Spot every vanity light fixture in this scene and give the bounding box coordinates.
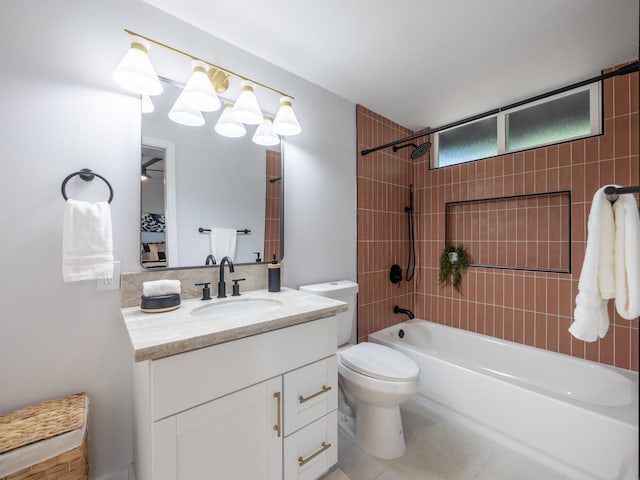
[113,30,301,136]
[176,60,221,112]
[232,81,264,125]
[168,96,205,126]
[141,167,150,181]
[215,102,247,138]
[273,96,301,136]
[141,95,155,113]
[252,116,280,146]
[112,36,163,96]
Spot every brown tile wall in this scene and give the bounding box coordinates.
[357,106,415,342]
[357,63,639,371]
[264,149,282,261]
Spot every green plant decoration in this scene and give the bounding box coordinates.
[438,245,471,293]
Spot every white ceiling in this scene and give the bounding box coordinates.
[143,0,639,131]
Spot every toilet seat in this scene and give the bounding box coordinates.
[339,343,419,382]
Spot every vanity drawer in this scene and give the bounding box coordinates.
[283,355,337,436]
[284,410,337,480]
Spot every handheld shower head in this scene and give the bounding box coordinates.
[410,142,431,160]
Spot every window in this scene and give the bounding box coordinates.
[432,83,601,168]
[438,116,498,167]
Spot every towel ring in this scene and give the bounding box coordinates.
[61,168,114,203]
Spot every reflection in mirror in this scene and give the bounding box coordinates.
[140,80,283,269]
[140,145,167,268]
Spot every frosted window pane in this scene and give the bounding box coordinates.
[507,90,590,151]
[438,117,497,167]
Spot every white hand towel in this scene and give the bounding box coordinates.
[143,279,181,297]
[569,186,616,341]
[613,194,640,319]
[209,227,237,262]
[63,199,114,282]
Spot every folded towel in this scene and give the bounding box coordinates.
[62,199,114,282]
[143,279,181,297]
[209,227,237,262]
[613,194,640,319]
[569,186,616,341]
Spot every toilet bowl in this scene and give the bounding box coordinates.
[298,280,420,460]
[337,342,419,459]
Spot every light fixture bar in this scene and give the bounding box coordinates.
[124,28,294,100]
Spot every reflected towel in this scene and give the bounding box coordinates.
[143,279,181,297]
[208,227,237,261]
[613,194,640,319]
[569,186,615,341]
[62,199,114,282]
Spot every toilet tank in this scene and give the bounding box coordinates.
[299,280,358,346]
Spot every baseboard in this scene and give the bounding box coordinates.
[93,465,132,480]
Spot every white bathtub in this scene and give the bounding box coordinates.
[369,319,638,480]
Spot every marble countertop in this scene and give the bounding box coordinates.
[121,288,347,362]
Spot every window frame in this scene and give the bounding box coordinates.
[432,82,602,168]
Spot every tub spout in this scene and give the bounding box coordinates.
[393,306,415,319]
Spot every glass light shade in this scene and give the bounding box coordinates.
[252,116,280,146]
[179,61,221,112]
[141,95,155,113]
[273,96,301,136]
[168,96,205,126]
[112,36,163,96]
[232,81,263,125]
[215,103,246,138]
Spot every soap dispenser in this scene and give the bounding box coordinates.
[268,254,281,292]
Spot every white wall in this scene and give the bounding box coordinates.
[0,1,356,478]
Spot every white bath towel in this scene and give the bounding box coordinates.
[613,194,640,319]
[569,186,616,341]
[143,279,181,297]
[208,227,237,262]
[62,199,114,282]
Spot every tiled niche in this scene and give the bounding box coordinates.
[445,191,571,272]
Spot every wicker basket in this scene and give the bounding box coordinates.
[0,393,88,480]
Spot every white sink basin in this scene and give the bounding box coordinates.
[191,298,283,317]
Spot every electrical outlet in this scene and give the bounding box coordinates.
[97,261,121,291]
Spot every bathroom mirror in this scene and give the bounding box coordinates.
[140,80,283,269]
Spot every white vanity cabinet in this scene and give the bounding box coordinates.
[131,315,338,480]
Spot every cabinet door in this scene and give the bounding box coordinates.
[173,376,283,480]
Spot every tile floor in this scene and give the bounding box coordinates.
[337,401,573,480]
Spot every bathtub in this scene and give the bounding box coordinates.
[369,319,638,480]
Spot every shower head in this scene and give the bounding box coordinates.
[410,142,431,160]
[391,141,431,160]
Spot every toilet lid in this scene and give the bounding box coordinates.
[339,343,419,381]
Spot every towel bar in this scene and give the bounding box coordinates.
[604,185,640,203]
[198,227,251,234]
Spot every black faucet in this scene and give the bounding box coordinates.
[205,254,217,265]
[217,256,235,298]
[393,305,415,319]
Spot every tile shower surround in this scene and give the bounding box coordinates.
[357,61,639,371]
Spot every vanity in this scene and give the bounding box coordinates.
[121,288,347,480]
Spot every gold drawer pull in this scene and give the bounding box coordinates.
[298,385,332,404]
[273,392,281,437]
[298,441,331,466]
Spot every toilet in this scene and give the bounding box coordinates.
[299,280,419,460]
